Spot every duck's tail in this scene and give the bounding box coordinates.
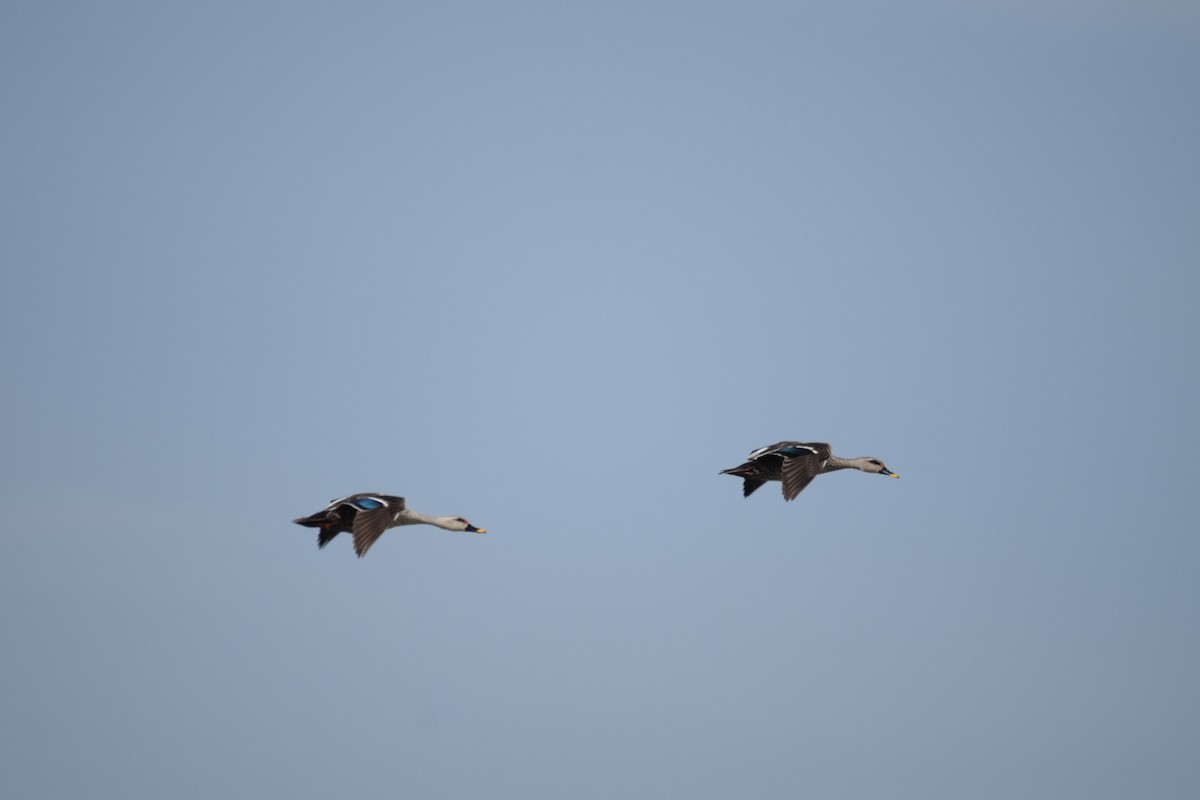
[720,465,768,498]
[293,514,345,550]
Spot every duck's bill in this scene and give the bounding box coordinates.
[468,526,487,534]
[885,470,899,478]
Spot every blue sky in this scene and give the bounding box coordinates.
[2,2,1198,798]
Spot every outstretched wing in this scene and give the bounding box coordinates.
[317,528,343,549]
[351,505,396,558]
[768,443,831,501]
[741,477,768,497]
[779,453,824,500]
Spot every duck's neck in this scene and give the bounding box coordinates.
[823,454,860,472]
[402,510,462,530]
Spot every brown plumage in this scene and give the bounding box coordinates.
[721,441,898,501]
[293,493,486,557]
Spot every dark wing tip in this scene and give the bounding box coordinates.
[742,478,766,498]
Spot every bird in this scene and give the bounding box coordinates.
[721,442,898,501]
[292,493,486,557]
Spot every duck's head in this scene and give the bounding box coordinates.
[862,458,899,478]
[456,517,487,534]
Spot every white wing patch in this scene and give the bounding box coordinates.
[749,443,816,459]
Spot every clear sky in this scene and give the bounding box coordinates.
[3,2,1198,798]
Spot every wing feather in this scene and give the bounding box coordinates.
[780,451,826,501]
[351,507,395,557]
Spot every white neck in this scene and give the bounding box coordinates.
[398,509,467,530]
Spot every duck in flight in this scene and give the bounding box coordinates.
[293,493,486,557]
[721,442,898,501]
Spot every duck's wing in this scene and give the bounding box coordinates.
[742,477,768,497]
[348,496,406,557]
[350,507,394,557]
[775,444,831,501]
[780,456,822,500]
[746,441,793,459]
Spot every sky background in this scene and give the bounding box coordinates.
[2,2,1198,798]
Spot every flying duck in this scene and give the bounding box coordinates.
[293,493,486,557]
[721,442,898,501]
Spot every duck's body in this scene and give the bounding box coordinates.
[721,441,898,501]
[293,493,485,557]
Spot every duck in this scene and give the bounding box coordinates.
[721,442,898,501]
[293,493,486,557]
